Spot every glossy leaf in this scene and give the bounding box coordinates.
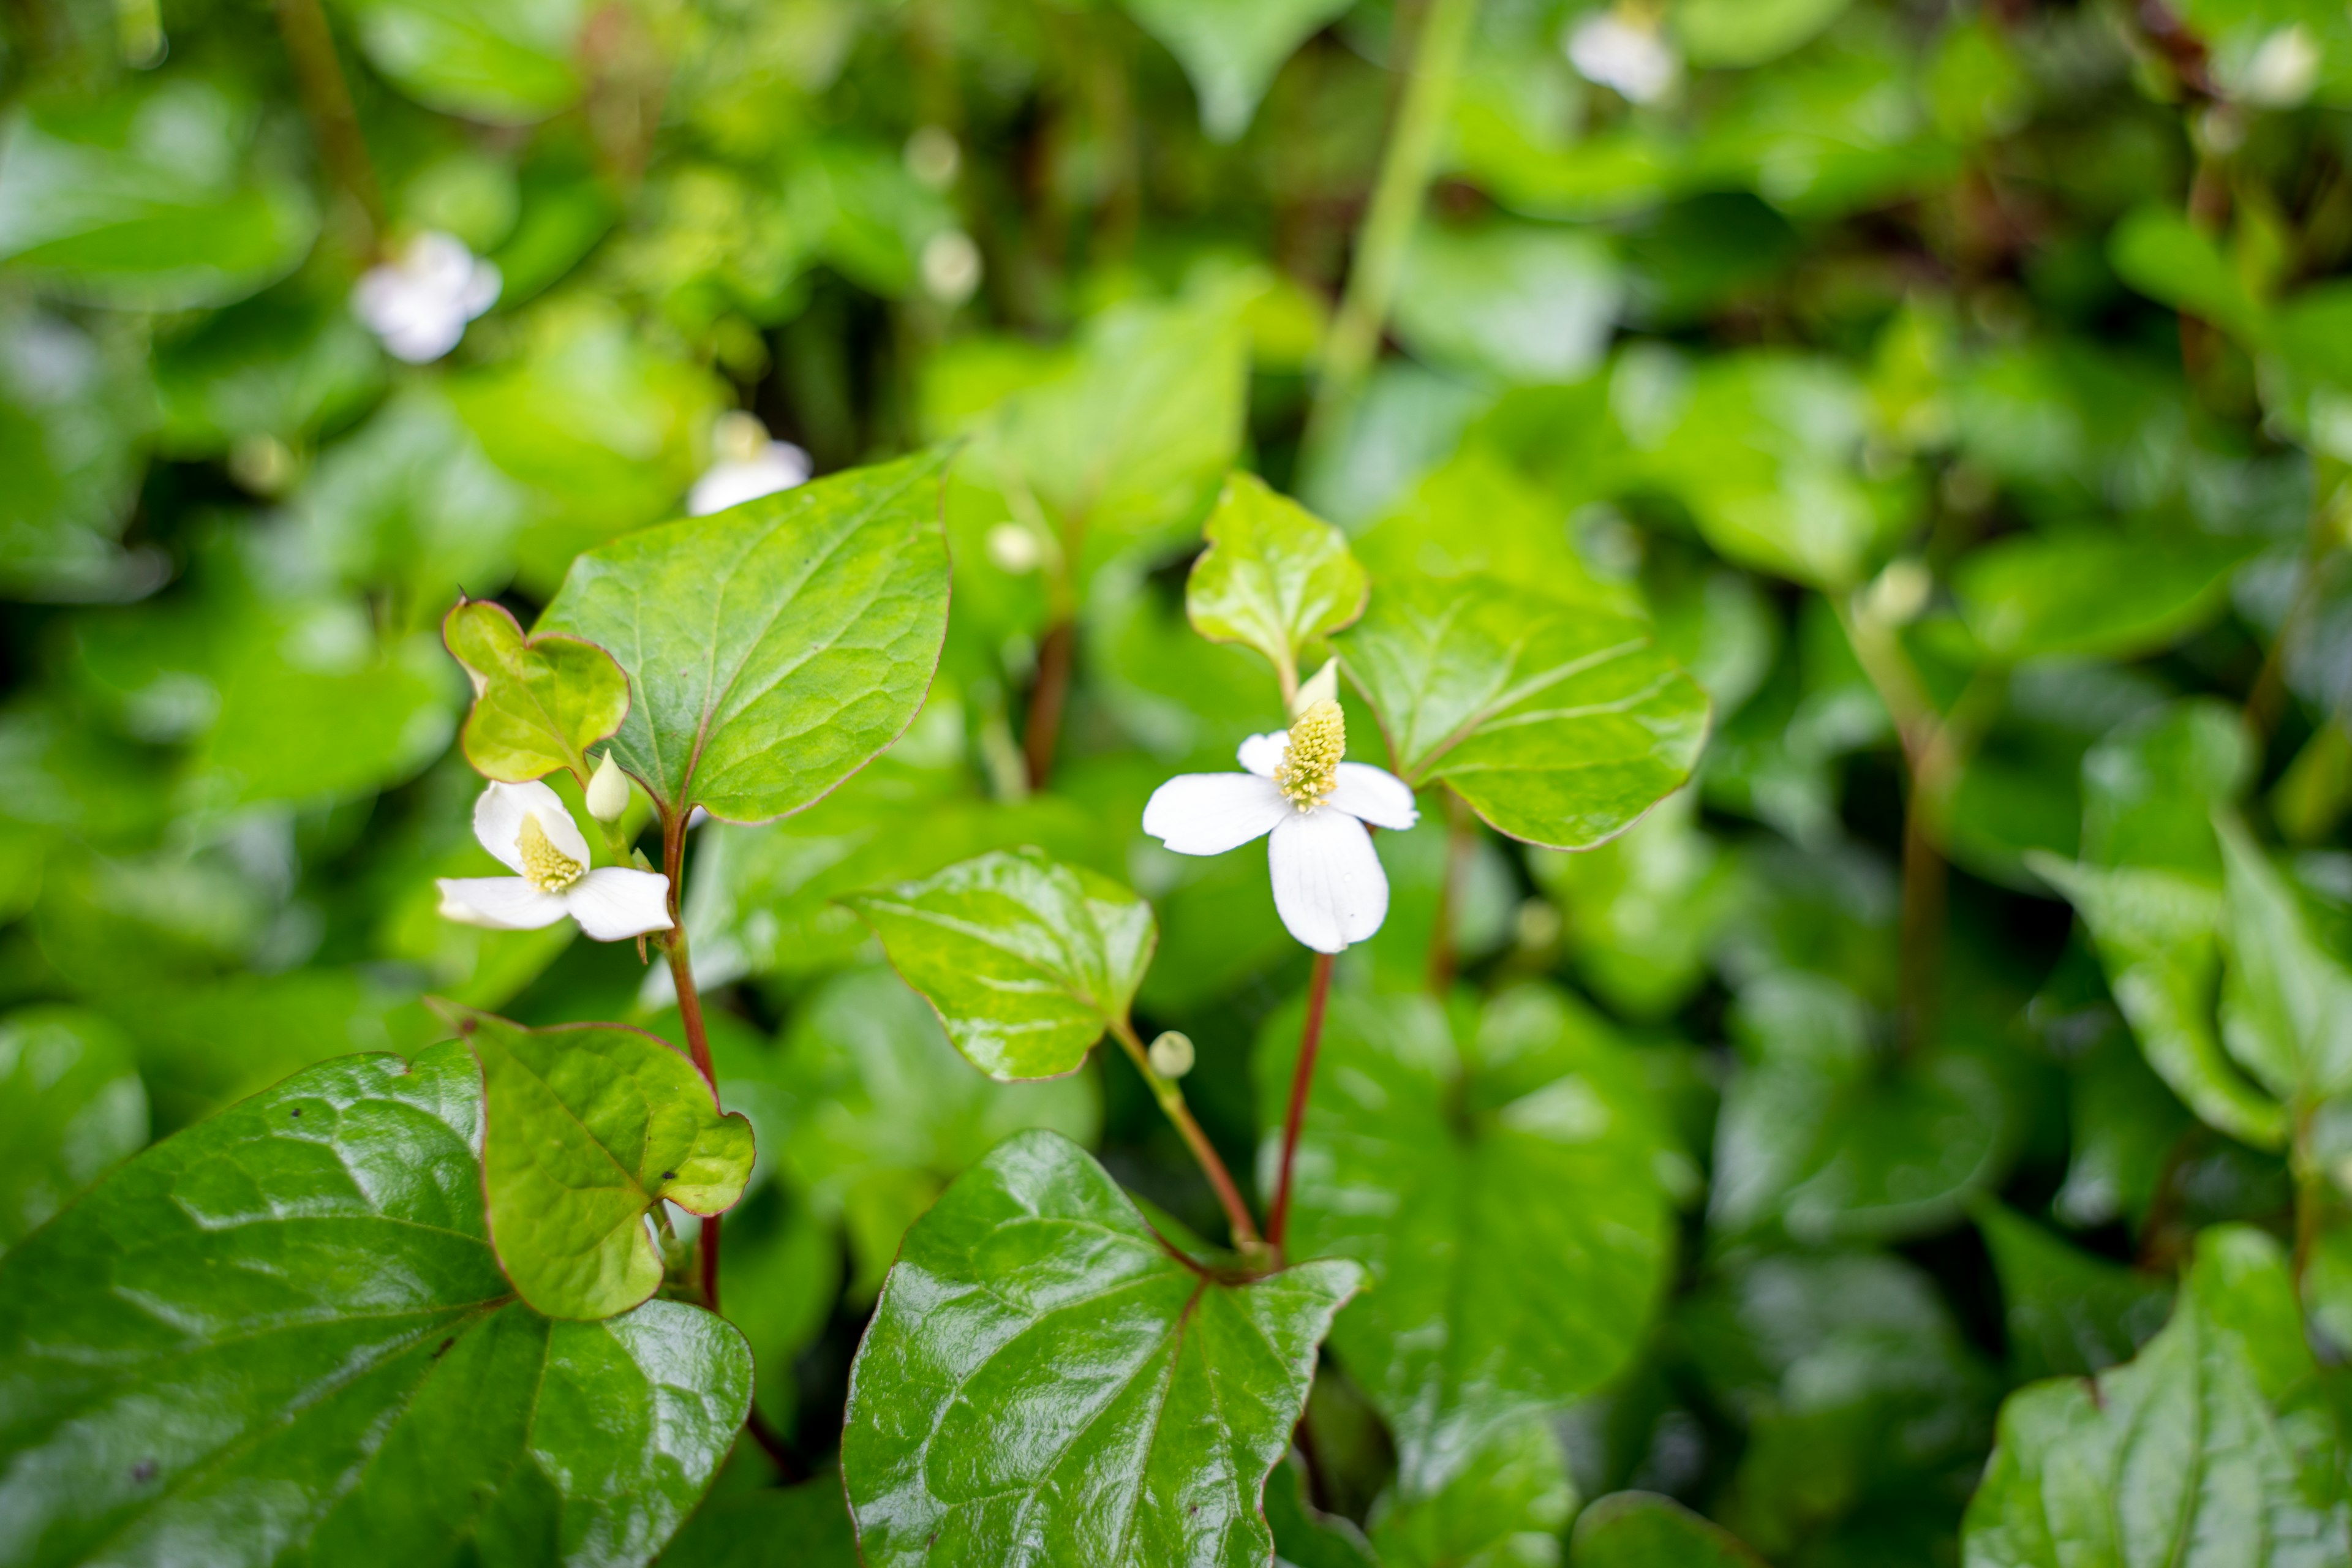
[1257,986,1677,1494]
[840,1130,1363,1567]
[1267,1453,1380,1568]
[444,597,631,785]
[538,450,952,822]
[658,1474,862,1567]
[1185,471,1368,692]
[1974,1201,2171,1381]
[1567,1494,1766,1568]
[1963,1226,2351,1568]
[1393,223,1624,386]
[1341,573,1709,849]
[2217,813,2352,1103]
[450,1006,754,1320]
[842,848,1156,1080]
[1120,0,1352,141]
[0,1005,146,1246]
[0,1041,750,1567]
[1369,1418,1577,1567]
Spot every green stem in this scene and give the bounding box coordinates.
[1108,1017,1265,1257]
[1303,0,1482,458]
[271,0,384,241]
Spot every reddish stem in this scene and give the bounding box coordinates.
[660,810,722,1310]
[1023,620,1076,790]
[1268,952,1334,1261]
[1109,1020,1262,1254]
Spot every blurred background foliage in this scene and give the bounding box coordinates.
[9,0,2352,1561]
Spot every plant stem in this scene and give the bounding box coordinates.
[2293,1104,2323,1292]
[1426,788,1472,995]
[2246,483,2342,750]
[1268,951,1334,1261]
[1023,619,1076,790]
[659,810,723,1311]
[271,0,385,241]
[1108,1018,1264,1256]
[1303,0,1481,458]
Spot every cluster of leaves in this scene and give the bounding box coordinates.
[12,0,2352,1564]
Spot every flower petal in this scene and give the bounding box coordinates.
[1237,731,1289,778]
[473,780,590,872]
[436,876,570,930]
[1267,808,1389,953]
[1329,763,1420,831]
[565,867,676,941]
[1142,772,1290,855]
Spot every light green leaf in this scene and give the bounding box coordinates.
[0,303,153,601]
[1370,1417,1577,1567]
[1341,573,1709,849]
[1962,1226,2350,1568]
[538,450,952,823]
[1258,986,1677,1494]
[2217,814,2352,1102]
[0,81,318,310]
[1121,0,1352,141]
[1675,0,1854,69]
[1393,223,1624,385]
[0,1041,750,1566]
[0,1006,146,1247]
[1185,471,1368,693]
[2030,853,2288,1149]
[1567,1493,1766,1568]
[840,1130,1362,1567]
[339,0,586,124]
[443,597,630,785]
[2109,204,2270,344]
[774,966,1100,1290]
[2081,698,2248,874]
[1954,527,2255,661]
[843,848,1156,1080]
[449,1006,755,1321]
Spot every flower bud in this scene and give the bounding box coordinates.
[586,751,630,823]
[1292,658,1340,716]
[1147,1030,1195,1079]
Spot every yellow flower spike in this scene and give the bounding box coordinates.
[1275,701,1345,809]
[516,813,586,893]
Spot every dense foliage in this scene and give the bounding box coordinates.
[7,0,2352,1564]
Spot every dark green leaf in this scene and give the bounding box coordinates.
[1369,1417,1577,1566]
[1567,1493,1766,1568]
[1974,1200,2171,1380]
[1267,1452,1379,1568]
[1954,528,2255,661]
[658,1474,862,1567]
[0,1005,146,1247]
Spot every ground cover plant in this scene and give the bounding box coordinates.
[7,0,2352,1564]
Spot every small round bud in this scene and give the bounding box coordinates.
[904,124,962,189]
[986,522,1044,574]
[713,409,769,465]
[921,230,982,306]
[1860,558,1932,627]
[586,751,630,823]
[1147,1030,1195,1079]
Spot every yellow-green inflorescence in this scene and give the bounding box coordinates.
[1276,700,1345,809]
[517,814,586,892]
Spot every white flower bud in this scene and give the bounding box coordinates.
[921,230,982,306]
[1147,1030,1195,1079]
[1292,658,1340,717]
[586,751,630,823]
[986,523,1044,574]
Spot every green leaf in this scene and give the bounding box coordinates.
[0,303,154,601]
[658,1474,862,1567]
[1567,1493,1767,1568]
[0,1005,146,1247]
[448,1006,755,1321]
[774,965,1100,1291]
[2109,204,2270,343]
[1393,223,1624,386]
[0,1041,750,1566]
[1120,0,1352,141]
[1267,1452,1380,1568]
[538,450,952,823]
[842,848,1156,1080]
[153,284,385,456]
[2030,853,2288,1149]
[338,0,586,124]
[2217,813,2352,1102]
[840,1130,1363,1567]
[1259,986,1677,1494]
[1675,0,1855,69]
[1341,573,1710,849]
[2081,698,2248,874]
[1954,527,2255,661]
[1962,1226,2351,1568]
[1973,1200,2172,1381]
[0,81,318,310]
[444,597,631,785]
[1369,1417,1578,1567]
[1185,471,1368,693]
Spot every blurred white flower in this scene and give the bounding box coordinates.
[1565,9,1679,105]
[437,780,673,940]
[985,522,1044,573]
[905,124,962,190]
[921,230,983,306]
[1142,700,1417,954]
[352,230,500,364]
[689,410,812,516]
[2241,24,2320,108]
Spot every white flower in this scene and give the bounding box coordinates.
[352,231,500,364]
[437,780,674,941]
[1564,10,1679,105]
[1142,700,1418,954]
[2240,24,2320,108]
[689,410,812,516]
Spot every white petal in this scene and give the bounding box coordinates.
[1329,763,1420,831]
[473,780,590,872]
[564,867,676,941]
[1142,772,1289,855]
[437,876,570,930]
[1268,809,1389,953]
[1237,731,1289,778]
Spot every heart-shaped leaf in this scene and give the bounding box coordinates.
[1341,573,1709,849]
[840,1129,1362,1567]
[448,1005,755,1320]
[1257,986,1678,1494]
[1185,471,1368,695]
[1119,0,1353,141]
[537,449,952,823]
[842,848,1156,1080]
[0,1041,750,1567]
[443,597,630,785]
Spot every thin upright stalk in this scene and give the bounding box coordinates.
[1023,620,1077,789]
[1304,0,1482,456]
[271,0,384,239]
[1108,1019,1264,1256]
[659,810,722,1310]
[1268,952,1334,1260]
[2246,486,2342,750]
